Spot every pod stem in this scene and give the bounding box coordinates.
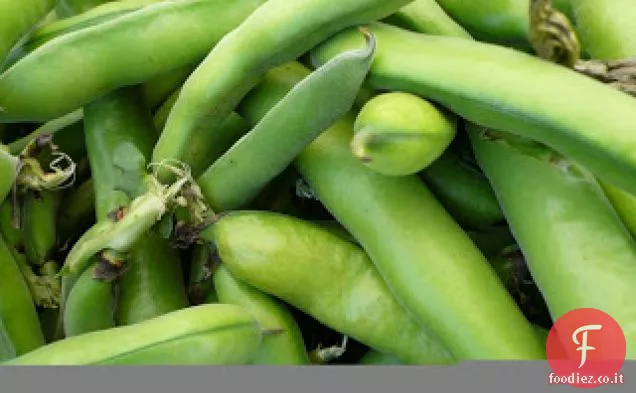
[529,0,581,68]
[309,336,349,364]
[14,134,77,193]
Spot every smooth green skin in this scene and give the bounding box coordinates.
[0,0,55,64]
[0,147,19,202]
[0,0,267,123]
[383,0,471,38]
[434,0,529,44]
[141,64,194,111]
[352,92,457,176]
[420,151,505,229]
[198,32,375,212]
[0,198,22,249]
[469,125,636,358]
[310,23,636,198]
[57,178,96,244]
[84,87,155,221]
[57,0,115,17]
[4,304,263,365]
[64,262,114,337]
[359,350,402,365]
[214,265,310,365]
[115,229,188,326]
[0,317,16,361]
[153,89,250,178]
[0,234,45,355]
[21,190,60,265]
[152,0,412,182]
[205,211,455,365]
[296,116,544,360]
[602,183,636,239]
[570,0,636,60]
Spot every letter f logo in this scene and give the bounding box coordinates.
[572,324,603,368]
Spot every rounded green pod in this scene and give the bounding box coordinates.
[56,0,115,17]
[198,30,376,211]
[21,190,60,266]
[4,304,263,365]
[310,22,636,198]
[0,0,55,64]
[63,262,114,337]
[351,92,456,176]
[420,151,505,229]
[214,265,310,365]
[359,350,402,365]
[204,211,454,365]
[0,317,16,361]
[152,0,412,182]
[0,147,19,202]
[469,124,636,358]
[384,0,471,38]
[296,116,544,360]
[0,234,45,355]
[115,230,188,326]
[0,0,268,122]
[0,198,22,250]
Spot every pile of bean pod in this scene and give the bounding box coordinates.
[1,0,636,366]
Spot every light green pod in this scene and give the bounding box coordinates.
[310,22,636,198]
[214,265,310,365]
[63,262,114,337]
[0,147,19,202]
[0,0,56,64]
[204,211,455,365]
[198,30,376,211]
[384,0,471,38]
[5,304,262,365]
[351,92,456,176]
[56,0,115,17]
[21,190,60,266]
[0,0,268,122]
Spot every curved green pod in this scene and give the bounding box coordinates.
[384,0,471,38]
[0,0,55,64]
[295,116,544,360]
[420,151,505,229]
[351,91,456,176]
[204,211,454,365]
[21,190,60,266]
[152,0,412,182]
[0,317,16,361]
[0,0,268,122]
[0,234,45,355]
[570,0,636,60]
[214,265,310,365]
[469,124,636,358]
[57,0,115,17]
[4,304,263,365]
[63,262,114,337]
[198,30,375,211]
[310,22,636,197]
[0,147,19,202]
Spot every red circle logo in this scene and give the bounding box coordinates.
[546,308,626,388]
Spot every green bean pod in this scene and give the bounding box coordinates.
[0,317,16,361]
[310,23,636,197]
[469,124,636,358]
[21,190,60,266]
[384,0,471,38]
[601,184,636,238]
[0,0,55,64]
[351,91,456,176]
[359,350,402,365]
[0,234,45,355]
[0,146,19,202]
[570,0,636,60]
[56,0,115,17]
[214,265,310,365]
[152,0,412,182]
[198,30,376,211]
[4,304,263,365]
[188,243,217,305]
[204,211,454,365]
[115,230,188,326]
[420,151,505,229]
[0,198,22,251]
[0,0,268,122]
[142,64,194,111]
[63,261,115,337]
[295,116,543,360]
